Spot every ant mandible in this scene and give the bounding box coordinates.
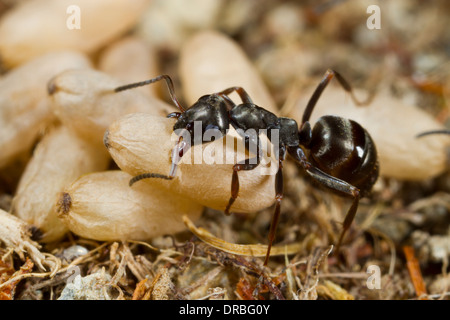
[114,69,380,266]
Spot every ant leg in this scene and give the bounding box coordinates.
[114,74,185,112]
[306,166,360,254]
[224,135,261,215]
[287,146,360,254]
[225,157,261,215]
[129,135,189,186]
[217,93,237,111]
[302,69,369,123]
[216,86,253,104]
[264,145,286,266]
[167,112,182,119]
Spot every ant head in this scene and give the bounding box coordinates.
[173,93,229,134]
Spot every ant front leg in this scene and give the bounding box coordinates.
[264,144,286,266]
[129,132,191,186]
[287,146,361,255]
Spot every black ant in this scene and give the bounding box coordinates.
[114,69,379,266]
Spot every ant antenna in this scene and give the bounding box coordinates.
[129,173,174,186]
[114,74,186,112]
[416,129,450,138]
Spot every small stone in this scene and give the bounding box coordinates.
[58,270,113,300]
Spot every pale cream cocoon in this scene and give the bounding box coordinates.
[0,0,151,67]
[98,36,160,98]
[48,68,176,144]
[57,170,204,241]
[179,30,278,114]
[11,126,110,242]
[0,51,92,168]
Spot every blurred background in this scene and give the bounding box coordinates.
[1,0,449,116]
[0,0,449,300]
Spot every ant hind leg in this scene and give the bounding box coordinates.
[264,145,286,266]
[287,146,361,256]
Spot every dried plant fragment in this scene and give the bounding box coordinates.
[151,267,174,300]
[132,278,150,300]
[183,215,302,258]
[317,280,355,300]
[235,277,263,300]
[403,246,428,300]
[204,249,285,300]
[298,246,333,300]
[0,209,50,271]
[0,258,33,300]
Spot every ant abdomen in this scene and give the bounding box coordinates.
[309,115,379,197]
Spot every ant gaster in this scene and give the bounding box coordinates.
[114,69,380,266]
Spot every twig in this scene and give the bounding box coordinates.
[178,266,224,297]
[403,246,428,300]
[205,246,285,300]
[108,249,127,287]
[0,270,52,290]
[197,288,227,300]
[367,227,396,277]
[319,272,369,279]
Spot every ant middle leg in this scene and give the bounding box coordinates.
[129,133,190,186]
[224,134,262,215]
